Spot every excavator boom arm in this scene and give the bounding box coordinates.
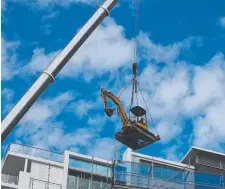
[101,88,129,129]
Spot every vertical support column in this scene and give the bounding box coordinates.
[151,156,154,188]
[47,163,50,189]
[89,176,91,189]
[183,167,185,189]
[91,157,93,189]
[137,162,140,188]
[62,151,70,189]
[106,161,109,186]
[24,158,28,172]
[77,175,79,189]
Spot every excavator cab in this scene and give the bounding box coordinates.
[115,105,160,150]
[130,105,147,124]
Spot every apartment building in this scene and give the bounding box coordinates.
[1,143,225,189]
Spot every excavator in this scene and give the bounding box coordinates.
[101,63,160,150]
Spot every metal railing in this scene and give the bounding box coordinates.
[69,158,112,177]
[30,178,62,189]
[67,173,111,189]
[1,173,19,185]
[114,161,225,189]
[5,143,64,163]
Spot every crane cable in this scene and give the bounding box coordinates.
[129,0,140,113]
[133,0,140,64]
[118,0,140,117]
[137,82,160,136]
[117,78,133,98]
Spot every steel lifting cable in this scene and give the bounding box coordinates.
[137,82,160,136]
[133,0,140,64]
[129,0,140,115]
[117,78,133,98]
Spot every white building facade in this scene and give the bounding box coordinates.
[1,143,112,189]
[1,143,225,189]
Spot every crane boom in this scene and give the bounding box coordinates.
[101,88,129,130]
[1,0,119,142]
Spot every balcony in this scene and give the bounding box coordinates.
[4,143,64,163]
[1,173,18,185]
[1,173,18,189]
[114,161,225,189]
[30,178,62,189]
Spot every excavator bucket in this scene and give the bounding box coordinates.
[115,125,160,150]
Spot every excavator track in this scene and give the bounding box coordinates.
[114,124,160,150]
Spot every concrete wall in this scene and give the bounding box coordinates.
[18,171,30,189]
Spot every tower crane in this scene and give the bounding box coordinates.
[1,0,119,142]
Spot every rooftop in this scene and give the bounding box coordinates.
[181,146,225,164]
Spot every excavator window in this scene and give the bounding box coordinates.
[140,117,145,124]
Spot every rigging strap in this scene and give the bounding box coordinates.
[137,82,160,136]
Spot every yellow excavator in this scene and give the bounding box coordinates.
[101,63,160,150]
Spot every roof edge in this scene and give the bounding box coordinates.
[181,146,225,163]
[132,151,195,170]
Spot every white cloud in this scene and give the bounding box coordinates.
[118,52,225,151]
[219,17,225,28]
[2,88,15,115]
[88,138,121,160]
[14,91,111,153]
[189,54,225,150]
[16,91,74,137]
[30,126,97,151]
[1,39,21,80]
[193,101,225,150]
[156,120,182,143]
[118,62,190,144]
[22,18,133,81]
[23,17,199,83]
[2,0,99,9]
[2,6,223,156]
[25,48,60,75]
[60,17,134,81]
[183,53,225,115]
[42,11,60,21]
[1,0,6,10]
[162,144,183,161]
[14,91,78,151]
[138,33,199,63]
[149,63,189,118]
[2,88,14,101]
[70,99,98,118]
[87,114,107,131]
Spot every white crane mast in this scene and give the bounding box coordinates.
[1,0,119,141]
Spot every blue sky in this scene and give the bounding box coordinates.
[1,0,225,161]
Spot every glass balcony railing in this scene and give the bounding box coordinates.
[5,143,64,163]
[114,161,225,189]
[1,173,18,185]
[69,158,111,177]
